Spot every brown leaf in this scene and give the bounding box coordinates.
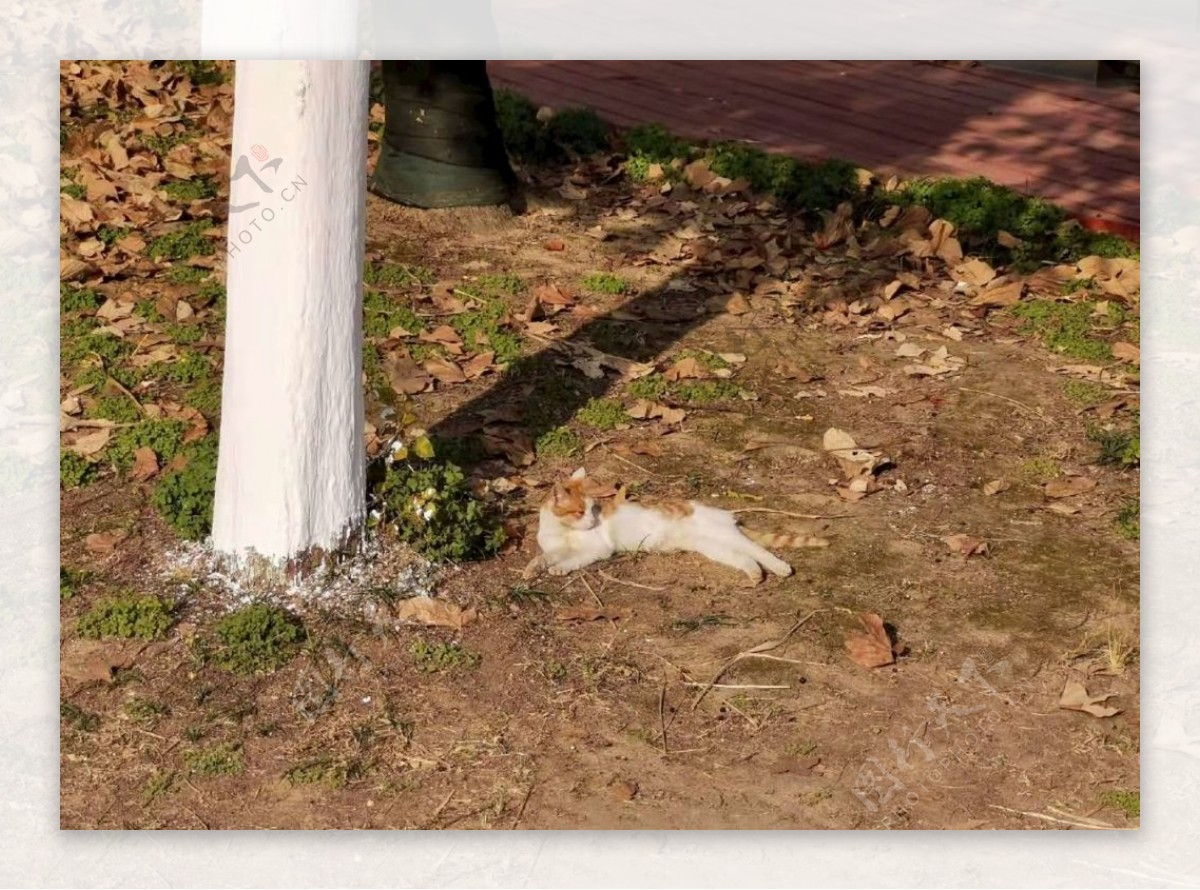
[971,280,1024,308]
[722,292,752,315]
[611,441,664,457]
[997,230,1024,249]
[943,533,989,557]
[952,258,996,287]
[60,195,95,227]
[85,530,128,553]
[1111,342,1140,364]
[555,605,633,622]
[544,238,566,252]
[814,202,855,249]
[130,446,159,481]
[395,596,477,631]
[1044,476,1097,498]
[1058,680,1121,718]
[60,639,149,683]
[68,427,111,456]
[663,356,705,381]
[533,283,575,312]
[627,400,685,425]
[982,478,1010,496]
[845,613,897,668]
[483,426,536,467]
[381,353,431,395]
[610,779,639,801]
[462,351,496,379]
[420,325,463,347]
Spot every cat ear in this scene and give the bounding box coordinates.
[570,467,587,480]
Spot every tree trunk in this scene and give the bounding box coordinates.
[370,61,518,208]
[211,61,370,563]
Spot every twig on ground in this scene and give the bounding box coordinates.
[598,569,666,591]
[510,781,536,829]
[730,508,850,520]
[958,387,1046,419]
[608,450,662,477]
[681,682,791,690]
[691,610,823,710]
[658,682,670,756]
[988,804,1116,830]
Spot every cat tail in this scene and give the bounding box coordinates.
[744,529,830,550]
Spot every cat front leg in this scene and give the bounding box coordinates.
[540,544,608,576]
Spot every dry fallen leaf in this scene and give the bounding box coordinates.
[952,258,996,287]
[68,427,111,456]
[423,357,467,386]
[395,596,477,631]
[382,353,431,395]
[982,478,1010,496]
[130,446,159,481]
[610,779,639,801]
[627,399,686,425]
[1044,476,1097,498]
[972,280,1025,309]
[943,533,989,557]
[1111,342,1140,364]
[85,530,129,553]
[663,356,705,381]
[845,612,899,668]
[1058,680,1121,718]
[544,238,566,252]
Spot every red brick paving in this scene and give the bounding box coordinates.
[489,60,1139,239]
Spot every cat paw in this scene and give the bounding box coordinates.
[546,565,570,577]
[738,570,764,588]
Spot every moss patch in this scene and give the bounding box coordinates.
[1010,300,1113,362]
[409,638,481,673]
[213,603,305,676]
[576,397,627,431]
[152,436,218,540]
[184,742,244,777]
[1099,789,1139,818]
[77,592,174,640]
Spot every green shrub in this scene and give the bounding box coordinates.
[110,420,187,471]
[362,289,422,338]
[169,60,229,86]
[61,450,96,490]
[409,638,481,673]
[150,350,211,384]
[165,265,210,285]
[213,603,305,676]
[1010,300,1112,362]
[186,378,222,417]
[1116,500,1140,540]
[60,700,100,733]
[448,299,524,364]
[495,90,611,164]
[152,436,218,540]
[60,282,102,314]
[87,394,141,424]
[1099,789,1139,818]
[184,742,244,776]
[162,176,217,202]
[147,220,215,261]
[60,566,89,601]
[362,261,434,288]
[624,122,694,165]
[373,449,505,562]
[547,106,611,156]
[76,592,174,640]
[577,397,627,431]
[1089,426,1140,468]
[535,425,582,458]
[580,272,628,295]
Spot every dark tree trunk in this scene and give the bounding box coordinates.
[370,61,518,209]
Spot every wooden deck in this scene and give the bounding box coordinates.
[490,60,1139,239]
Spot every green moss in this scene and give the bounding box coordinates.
[363,261,434,288]
[186,378,222,417]
[547,107,611,156]
[1062,379,1111,406]
[87,394,141,424]
[77,592,174,640]
[184,742,244,776]
[1089,426,1140,468]
[1116,500,1140,540]
[581,272,628,295]
[96,225,126,247]
[150,350,211,384]
[61,327,134,367]
[676,348,730,371]
[139,130,193,155]
[169,60,229,86]
[535,425,582,458]
[672,378,741,404]
[363,290,422,338]
[409,638,481,673]
[709,143,860,212]
[60,700,100,733]
[60,566,89,601]
[1019,457,1061,482]
[60,450,96,490]
[147,220,216,261]
[213,603,306,676]
[1099,789,1139,818]
[162,176,217,202]
[1010,300,1113,362]
[284,757,359,789]
[60,282,103,314]
[1061,277,1096,295]
[626,374,668,400]
[165,264,210,285]
[133,299,164,322]
[142,770,176,802]
[448,298,525,364]
[109,420,187,471]
[470,272,524,297]
[624,122,695,166]
[576,397,627,431]
[124,697,169,724]
[164,323,204,344]
[152,436,218,540]
[373,452,506,562]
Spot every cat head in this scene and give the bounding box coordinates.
[547,467,600,530]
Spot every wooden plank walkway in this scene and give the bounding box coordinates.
[490,60,1139,239]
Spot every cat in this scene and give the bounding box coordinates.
[526,468,814,586]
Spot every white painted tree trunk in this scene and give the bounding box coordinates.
[211,61,370,563]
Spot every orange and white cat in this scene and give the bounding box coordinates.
[528,468,806,585]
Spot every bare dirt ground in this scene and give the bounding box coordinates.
[59,61,1139,830]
